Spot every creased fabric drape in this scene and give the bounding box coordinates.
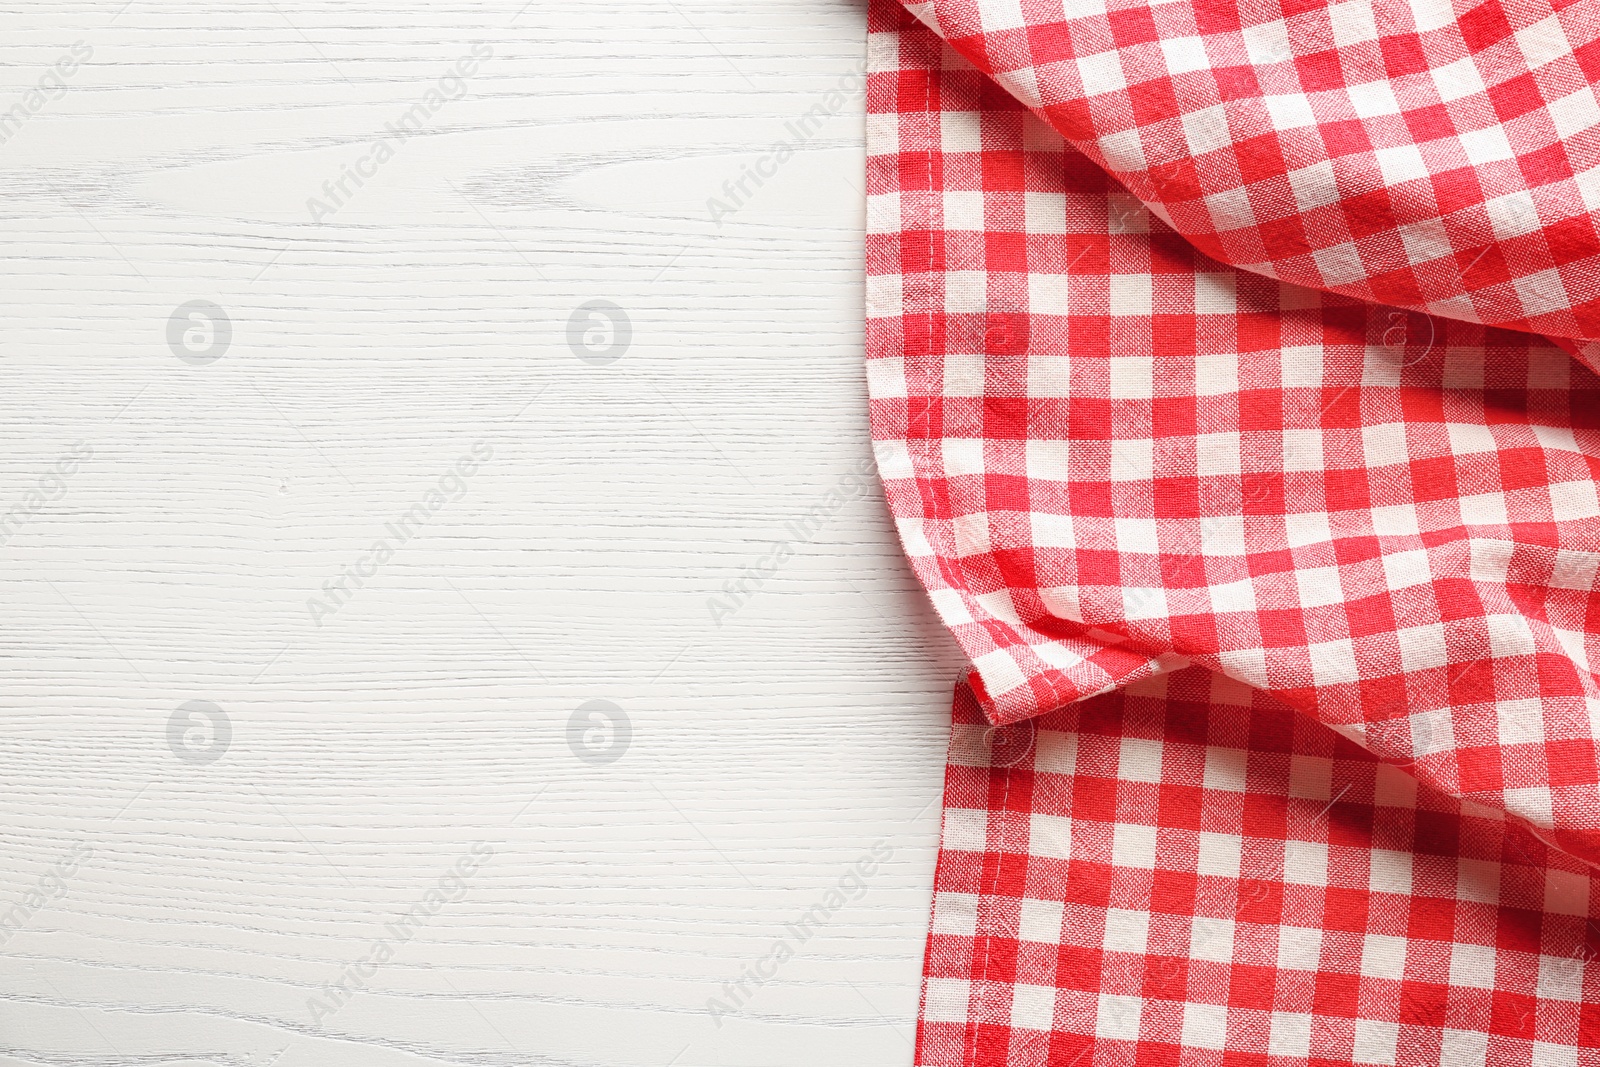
[863,0,1600,1059]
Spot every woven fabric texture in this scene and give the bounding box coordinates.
[862,0,1600,1059]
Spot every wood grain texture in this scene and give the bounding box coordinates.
[0,2,964,1063]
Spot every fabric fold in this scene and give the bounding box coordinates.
[867,1,1600,1058]
[897,0,1600,356]
[867,0,1600,870]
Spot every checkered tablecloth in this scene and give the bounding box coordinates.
[863,0,1600,1059]
[923,671,1600,1065]
[895,0,1600,353]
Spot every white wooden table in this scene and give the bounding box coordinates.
[0,2,965,1063]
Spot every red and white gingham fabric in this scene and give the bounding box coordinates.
[861,0,1600,1059]
[897,0,1600,360]
[924,670,1600,1065]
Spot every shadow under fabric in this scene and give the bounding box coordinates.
[863,0,1600,1060]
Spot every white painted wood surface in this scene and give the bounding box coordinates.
[0,2,965,1063]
